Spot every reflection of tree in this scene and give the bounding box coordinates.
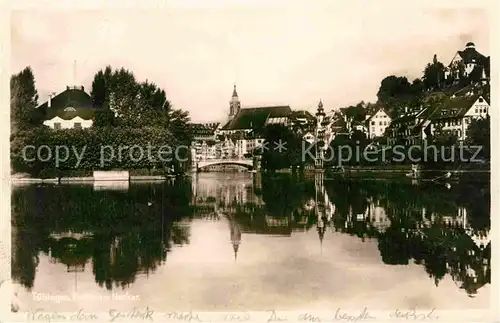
[323,177,490,295]
[378,227,410,265]
[11,186,46,290]
[12,173,490,297]
[11,179,193,291]
[11,229,40,290]
[261,175,315,218]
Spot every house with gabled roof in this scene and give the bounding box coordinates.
[221,105,292,133]
[445,42,490,84]
[387,106,431,146]
[366,107,391,139]
[218,85,292,157]
[429,92,489,141]
[388,88,490,145]
[37,85,96,129]
[190,122,221,160]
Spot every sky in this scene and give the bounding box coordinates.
[11,2,490,123]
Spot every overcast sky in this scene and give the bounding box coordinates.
[11,2,490,122]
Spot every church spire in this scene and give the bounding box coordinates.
[229,84,241,119]
[232,84,238,97]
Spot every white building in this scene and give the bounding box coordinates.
[430,93,489,141]
[445,42,490,83]
[38,86,95,129]
[366,108,391,139]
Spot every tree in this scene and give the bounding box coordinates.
[342,102,366,123]
[90,66,181,128]
[410,78,425,95]
[261,124,301,171]
[431,123,458,147]
[377,76,412,104]
[423,54,445,90]
[466,116,490,159]
[90,66,112,108]
[93,109,116,127]
[10,67,40,133]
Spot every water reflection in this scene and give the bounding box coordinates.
[12,172,490,301]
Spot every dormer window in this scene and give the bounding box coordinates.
[479,97,484,103]
[64,106,76,112]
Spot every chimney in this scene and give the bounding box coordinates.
[66,86,70,90]
[81,86,84,91]
[48,94,52,108]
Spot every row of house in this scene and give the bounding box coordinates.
[387,86,489,146]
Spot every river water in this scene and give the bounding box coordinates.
[11,172,490,311]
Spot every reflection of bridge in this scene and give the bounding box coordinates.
[195,158,254,170]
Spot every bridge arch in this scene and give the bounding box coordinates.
[195,158,254,171]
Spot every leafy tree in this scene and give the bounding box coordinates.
[342,102,366,123]
[261,124,301,171]
[89,66,192,167]
[466,116,490,159]
[423,54,445,90]
[431,123,458,147]
[410,78,425,95]
[377,76,412,104]
[10,67,40,133]
[90,66,112,108]
[93,109,116,127]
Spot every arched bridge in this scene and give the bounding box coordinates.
[195,158,254,170]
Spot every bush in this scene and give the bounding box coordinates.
[11,126,186,176]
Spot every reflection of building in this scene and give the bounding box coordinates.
[229,217,242,260]
[364,200,391,233]
[191,173,264,218]
[465,229,490,250]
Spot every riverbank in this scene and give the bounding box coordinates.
[10,173,178,184]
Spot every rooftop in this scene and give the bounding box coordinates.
[37,86,96,120]
[222,106,292,131]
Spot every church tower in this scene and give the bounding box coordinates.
[229,85,241,119]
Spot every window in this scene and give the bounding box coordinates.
[371,121,375,125]
[371,127,375,133]
[475,108,478,114]
[74,122,82,129]
[379,121,382,126]
[479,98,484,103]
[54,122,61,130]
